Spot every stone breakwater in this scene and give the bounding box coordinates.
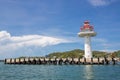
[4,57,120,65]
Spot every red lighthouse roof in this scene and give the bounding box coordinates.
[84,20,89,24]
[80,21,94,31]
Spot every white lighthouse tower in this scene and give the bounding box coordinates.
[78,21,96,58]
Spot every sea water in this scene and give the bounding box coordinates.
[0,62,120,80]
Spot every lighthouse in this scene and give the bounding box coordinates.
[78,21,96,58]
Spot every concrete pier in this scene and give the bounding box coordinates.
[4,57,120,65]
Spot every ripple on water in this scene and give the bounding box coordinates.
[0,62,120,80]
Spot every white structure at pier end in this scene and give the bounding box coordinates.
[78,21,96,58]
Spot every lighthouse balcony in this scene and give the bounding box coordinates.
[78,31,96,37]
[80,28,94,32]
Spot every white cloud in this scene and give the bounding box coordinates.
[0,31,70,47]
[0,31,70,57]
[87,0,116,6]
[98,49,115,53]
[92,37,120,52]
[93,38,107,42]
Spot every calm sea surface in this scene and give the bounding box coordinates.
[0,62,120,80]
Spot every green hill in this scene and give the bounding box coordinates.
[109,50,120,58]
[17,49,120,59]
[46,49,108,58]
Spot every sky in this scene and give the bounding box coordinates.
[0,0,120,59]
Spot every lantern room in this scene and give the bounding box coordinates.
[80,21,94,31]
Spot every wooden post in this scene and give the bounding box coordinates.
[47,58,50,65]
[71,58,75,64]
[23,58,25,64]
[58,58,63,65]
[98,57,100,64]
[19,58,21,64]
[91,58,93,64]
[84,57,86,64]
[53,58,57,65]
[64,58,68,65]
[101,60,104,65]
[77,57,81,64]
[112,58,116,65]
[14,58,16,64]
[17,58,20,64]
[38,58,41,64]
[4,59,7,64]
[28,57,31,64]
[10,58,12,64]
[33,58,36,64]
[104,57,109,65]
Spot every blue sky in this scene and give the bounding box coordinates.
[0,0,120,59]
